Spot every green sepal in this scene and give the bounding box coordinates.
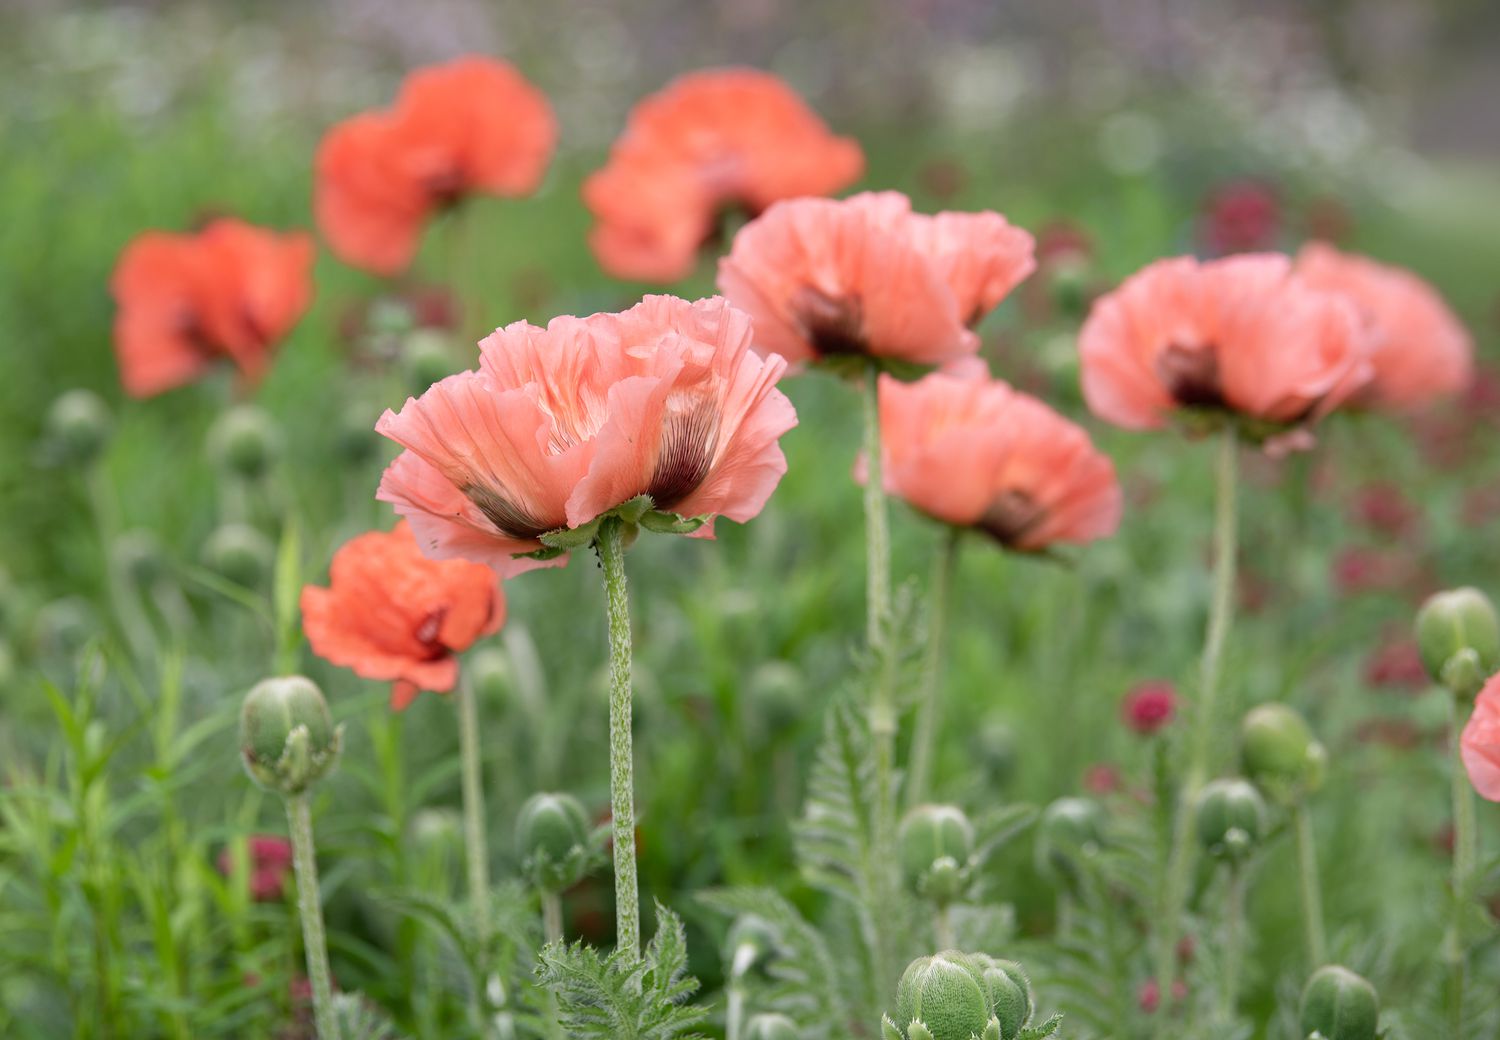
[882,1015,906,1040]
[539,517,603,550]
[981,1018,1002,1040]
[513,545,568,562]
[907,1023,935,1040]
[639,510,709,535]
[614,494,655,525]
[1017,1015,1063,1039]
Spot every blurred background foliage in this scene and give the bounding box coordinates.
[1,2,1498,1038]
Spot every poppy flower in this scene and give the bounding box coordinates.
[1296,242,1472,411]
[216,835,294,902]
[865,370,1120,551]
[1200,179,1280,255]
[1121,681,1179,735]
[584,68,864,282]
[301,521,504,709]
[718,191,1035,368]
[1462,676,1500,801]
[110,219,314,397]
[376,295,798,576]
[1078,254,1369,440]
[316,56,556,276]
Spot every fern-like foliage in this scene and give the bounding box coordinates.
[536,902,710,1040]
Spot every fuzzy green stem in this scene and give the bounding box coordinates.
[907,527,960,809]
[1154,427,1239,1021]
[934,902,956,950]
[1293,802,1327,967]
[456,674,492,946]
[286,794,341,1040]
[1445,692,1476,1037]
[1219,866,1246,1025]
[860,362,898,995]
[541,890,563,946]
[596,518,641,961]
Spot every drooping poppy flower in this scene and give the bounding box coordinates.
[110,219,314,397]
[1296,242,1472,411]
[300,521,504,709]
[316,56,556,276]
[864,370,1120,551]
[584,68,864,282]
[216,835,294,902]
[1078,254,1369,441]
[376,295,798,576]
[1462,676,1500,802]
[718,191,1035,368]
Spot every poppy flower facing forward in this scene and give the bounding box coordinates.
[110,219,314,397]
[1462,676,1500,802]
[718,191,1036,369]
[376,295,798,576]
[584,68,864,282]
[301,521,504,710]
[316,56,556,275]
[866,370,1121,551]
[1296,242,1472,411]
[1079,254,1369,443]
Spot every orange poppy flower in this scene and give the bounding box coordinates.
[1079,253,1370,438]
[315,56,556,276]
[868,370,1121,550]
[717,191,1035,368]
[301,521,504,710]
[1296,242,1472,411]
[1462,675,1500,802]
[584,68,864,282]
[110,219,314,398]
[376,295,798,576]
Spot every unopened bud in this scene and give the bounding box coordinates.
[1299,965,1378,1040]
[203,523,274,588]
[1035,797,1104,886]
[1196,778,1266,864]
[515,792,592,891]
[1415,588,1500,696]
[967,954,1033,1039]
[744,1013,800,1040]
[208,404,280,480]
[468,647,511,704]
[899,805,975,900]
[1241,704,1326,804]
[45,389,112,464]
[239,676,342,796]
[891,952,991,1040]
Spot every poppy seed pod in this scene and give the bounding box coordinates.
[744,1013,800,1040]
[45,389,112,464]
[208,404,280,480]
[899,805,975,899]
[515,791,592,891]
[1195,778,1267,864]
[1035,797,1104,886]
[890,952,992,1040]
[203,523,275,588]
[1415,587,1500,696]
[239,676,342,796]
[1241,704,1326,804]
[1299,965,1379,1040]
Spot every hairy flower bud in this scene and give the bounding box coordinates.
[1415,587,1500,697]
[891,952,991,1040]
[203,523,274,588]
[240,676,342,796]
[1241,703,1326,804]
[967,954,1032,1039]
[515,791,592,891]
[1195,778,1266,864]
[45,389,112,465]
[744,1013,800,1040]
[1035,797,1104,886]
[208,404,280,480]
[1299,965,1379,1040]
[899,805,975,901]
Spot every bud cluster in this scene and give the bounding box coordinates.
[882,951,1055,1040]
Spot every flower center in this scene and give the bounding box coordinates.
[792,286,866,356]
[979,489,1045,547]
[1156,342,1224,408]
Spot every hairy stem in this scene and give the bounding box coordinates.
[457,674,491,942]
[1154,427,1239,1022]
[907,527,961,809]
[934,902,956,951]
[596,518,641,961]
[286,794,341,1040]
[1294,802,1327,967]
[541,890,563,946]
[1445,691,1476,1037]
[1220,866,1246,1025]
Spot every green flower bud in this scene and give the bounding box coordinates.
[515,792,592,890]
[1196,778,1266,864]
[744,1013,800,1040]
[899,805,975,899]
[402,329,457,393]
[203,523,274,588]
[207,404,280,480]
[1035,797,1104,886]
[239,676,342,796]
[468,646,511,704]
[893,953,991,1040]
[45,389,112,465]
[1415,587,1500,696]
[1241,704,1326,804]
[967,955,1033,1039]
[114,529,167,588]
[1299,965,1379,1040]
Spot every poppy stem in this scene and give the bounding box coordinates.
[1154,425,1239,1024]
[456,672,492,952]
[860,362,898,996]
[1293,801,1327,967]
[1219,865,1246,1025]
[1444,690,1475,1037]
[596,517,641,961]
[541,889,563,945]
[907,526,962,809]
[285,792,342,1040]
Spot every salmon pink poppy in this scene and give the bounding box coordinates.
[110,219,314,398]
[301,521,504,710]
[1462,676,1500,802]
[584,68,864,282]
[718,191,1035,368]
[1296,242,1472,411]
[867,370,1120,551]
[376,295,798,576]
[1079,254,1369,439]
[315,56,556,276]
